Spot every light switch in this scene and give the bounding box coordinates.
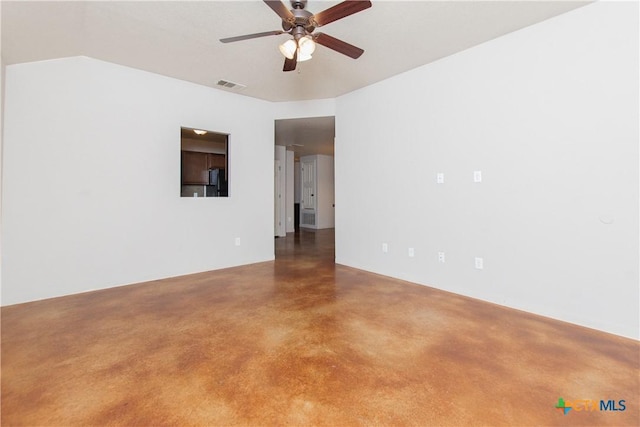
[382,243,388,253]
[235,237,241,246]
[473,170,482,183]
[475,257,484,269]
[408,248,415,258]
[437,173,444,184]
[438,252,445,263]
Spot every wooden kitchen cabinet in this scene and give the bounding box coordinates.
[207,153,226,169]
[181,151,209,185]
[181,151,227,185]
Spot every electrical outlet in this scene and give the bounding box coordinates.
[473,170,482,183]
[438,252,445,263]
[408,248,415,258]
[235,237,241,246]
[382,243,388,253]
[436,173,444,184]
[475,257,484,269]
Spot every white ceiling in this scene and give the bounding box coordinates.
[275,116,335,157]
[1,0,590,154]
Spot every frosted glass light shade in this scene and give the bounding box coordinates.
[297,52,312,62]
[279,39,297,59]
[298,36,316,56]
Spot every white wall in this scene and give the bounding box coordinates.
[274,145,286,237]
[1,4,5,299]
[335,2,639,339]
[0,61,4,302]
[2,56,275,305]
[294,161,301,204]
[316,154,335,229]
[285,150,295,233]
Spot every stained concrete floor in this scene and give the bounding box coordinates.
[1,229,638,426]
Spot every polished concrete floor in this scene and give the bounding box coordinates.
[2,229,638,426]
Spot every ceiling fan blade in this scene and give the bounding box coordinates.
[264,0,295,22]
[220,30,284,43]
[312,0,372,27]
[283,50,297,72]
[314,33,364,59]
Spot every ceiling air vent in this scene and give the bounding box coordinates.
[216,79,246,90]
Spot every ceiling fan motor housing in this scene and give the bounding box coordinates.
[281,6,315,34]
[291,1,307,10]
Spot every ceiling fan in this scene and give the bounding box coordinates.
[220,0,372,72]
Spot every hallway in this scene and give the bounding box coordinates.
[2,229,638,426]
[275,228,335,261]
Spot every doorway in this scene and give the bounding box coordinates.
[299,156,316,228]
[273,116,335,257]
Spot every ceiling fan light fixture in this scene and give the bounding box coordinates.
[279,39,297,59]
[221,0,372,72]
[298,35,316,56]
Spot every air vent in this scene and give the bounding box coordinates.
[216,79,246,90]
[302,213,316,225]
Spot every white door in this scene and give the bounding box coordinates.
[300,158,316,228]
